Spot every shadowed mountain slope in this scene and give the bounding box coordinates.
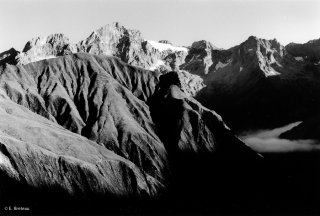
[147,72,262,214]
[286,38,320,63]
[149,72,259,158]
[195,36,320,131]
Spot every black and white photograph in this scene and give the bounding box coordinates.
[0,0,320,215]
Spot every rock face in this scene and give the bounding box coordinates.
[180,40,229,76]
[75,22,189,73]
[17,33,75,64]
[10,22,203,97]
[76,22,158,69]
[14,23,191,74]
[195,36,320,130]
[149,72,258,158]
[176,70,205,96]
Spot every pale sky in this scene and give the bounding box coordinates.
[0,0,319,52]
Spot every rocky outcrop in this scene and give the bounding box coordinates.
[17,33,74,64]
[149,72,259,158]
[76,22,159,69]
[177,70,205,96]
[75,22,189,72]
[180,40,223,76]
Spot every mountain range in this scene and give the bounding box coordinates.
[3,22,320,134]
[0,22,320,215]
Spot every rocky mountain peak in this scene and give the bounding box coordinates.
[269,38,285,55]
[242,36,285,56]
[241,36,260,50]
[191,40,218,50]
[180,40,221,76]
[3,47,17,53]
[93,22,131,37]
[22,33,70,52]
[83,22,129,47]
[0,47,19,65]
[76,22,154,67]
[246,35,259,42]
[236,36,287,77]
[17,33,73,64]
[47,33,70,45]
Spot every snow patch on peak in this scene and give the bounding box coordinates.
[147,40,188,53]
[35,55,57,61]
[18,54,57,64]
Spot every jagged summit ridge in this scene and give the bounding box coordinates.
[237,35,286,77]
[22,33,71,52]
[0,22,203,96]
[0,23,319,103]
[17,33,75,64]
[191,40,219,50]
